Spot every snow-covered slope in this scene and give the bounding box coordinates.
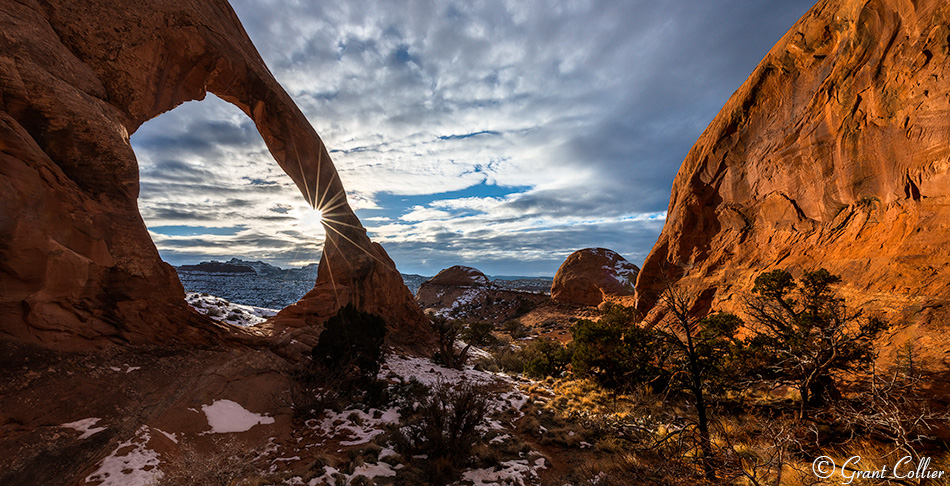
[185,292,277,327]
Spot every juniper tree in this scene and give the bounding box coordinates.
[744,268,889,421]
[656,285,745,482]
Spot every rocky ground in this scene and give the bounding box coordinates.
[0,292,604,486]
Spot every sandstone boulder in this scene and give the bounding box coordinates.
[414,266,546,322]
[0,0,426,350]
[635,0,950,359]
[551,248,639,306]
[428,266,491,288]
[415,266,489,311]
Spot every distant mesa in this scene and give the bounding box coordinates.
[176,258,319,277]
[178,261,256,274]
[551,248,639,307]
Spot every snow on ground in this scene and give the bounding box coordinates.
[309,407,401,446]
[293,461,399,486]
[201,399,275,433]
[380,354,529,433]
[461,457,548,486]
[457,266,490,285]
[379,354,500,387]
[108,365,141,373]
[85,426,161,486]
[154,428,178,444]
[61,417,107,440]
[185,292,277,327]
[429,286,488,318]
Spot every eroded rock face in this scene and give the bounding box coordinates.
[0,0,426,349]
[636,0,950,343]
[415,266,546,323]
[415,266,490,312]
[552,248,639,307]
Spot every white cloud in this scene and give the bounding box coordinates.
[131,0,814,273]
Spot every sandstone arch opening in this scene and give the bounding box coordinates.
[0,0,427,351]
[132,94,327,319]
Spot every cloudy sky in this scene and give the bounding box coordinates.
[133,0,815,276]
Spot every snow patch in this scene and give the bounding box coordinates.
[303,461,397,486]
[379,354,499,387]
[311,408,400,446]
[351,461,397,480]
[85,426,161,486]
[201,399,275,433]
[461,457,548,486]
[154,428,178,444]
[109,364,140,373]
[61,417,107,440]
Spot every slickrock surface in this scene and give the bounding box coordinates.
[551,248,639,307]
[0,0,426,350]
[636,0,950,359]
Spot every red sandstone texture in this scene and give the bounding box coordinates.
[0,0,426,350]
[636,0,950,358]
[551,248,639,307]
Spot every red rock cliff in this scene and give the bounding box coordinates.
[636,0,950,343]
[0,0,426,349]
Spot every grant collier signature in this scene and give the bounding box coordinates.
[813,455,945,484]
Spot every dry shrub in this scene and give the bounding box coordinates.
[152,436,258,486]
[392,380,491,483]
[393,380,489,460]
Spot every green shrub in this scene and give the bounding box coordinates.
[461,321,497,347]
[312,304,387,381]
[502,319,529,339]
[571,305,668,392]
[288,305,389,416]
[523,338,572,379]
[491,344,526,374]
[744,268,890,419]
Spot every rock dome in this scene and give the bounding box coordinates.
[551,248,639,306]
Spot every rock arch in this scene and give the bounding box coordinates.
[0,0,426,349]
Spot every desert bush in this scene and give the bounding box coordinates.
[392,380,490,462]
[430,315,471,369]
[511,297,538,319]
[502,319,530,339]
[387,377,431,411]
[471,354,500,373]
[312,304,387,381]
[151,436,258,486]
[523,338,572,379]
[571,305,669,392]
[743,268,890,420]
[461,321,497,347]
[287,305,388,418]
[490,342,526,374]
